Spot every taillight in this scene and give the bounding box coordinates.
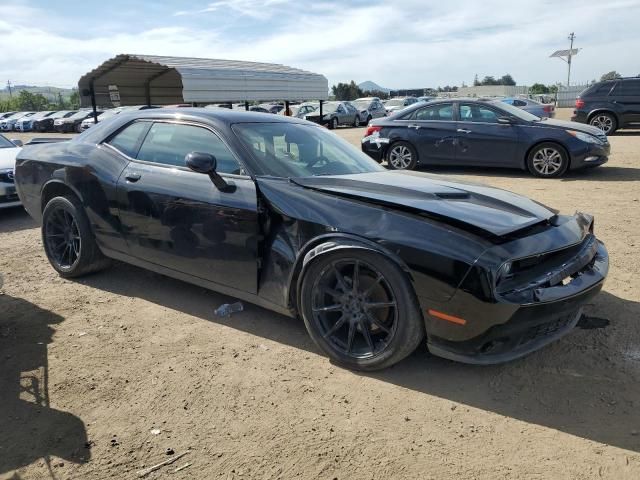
[575,98,585,109]
[543,105,552,113]
[364,125,381,137]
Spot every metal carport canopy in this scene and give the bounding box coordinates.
[78,54,329,107]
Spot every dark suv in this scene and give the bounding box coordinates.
[572,77,640,135]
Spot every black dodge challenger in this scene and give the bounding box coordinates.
[14,109,609,370]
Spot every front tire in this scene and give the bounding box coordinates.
[329,117,338,130]
[353,115,360,127]
[526,142,569,178]
[589,112,617,135]
[299,250,424,371]
[386,141,418,170]
[42,196,111,278]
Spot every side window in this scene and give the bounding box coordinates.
[513,100,527,107]
[613,80,640,96]
[409,103,453,121]
[107,121,150,157]
[459,104,501,123]
[136,122,242,174]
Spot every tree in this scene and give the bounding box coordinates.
[473,74,479,86]
[475,74,517,86]
[331,80,363,100]
[68,90,80,109]
[529,83,550,94]
[500,74,516,86]
[600,71,622,81]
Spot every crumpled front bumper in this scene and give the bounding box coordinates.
[422,213,609,364]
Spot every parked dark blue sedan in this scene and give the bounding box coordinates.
[361,98,610,178]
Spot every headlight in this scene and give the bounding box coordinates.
[497,261,513,282]
[567,130,603,145]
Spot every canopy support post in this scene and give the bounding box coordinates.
[245,101,249,111]
[90,81,98,124]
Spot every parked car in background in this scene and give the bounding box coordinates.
[502,97,555,118]
[14,111,58,132]
[572,77,640,135]
[0,133,22,209]
[249,106,271,114]
[32,110,76,133]
[80,105,159,131]
[304,101,359,128]
[13,108,609,369]
[418,96,436,103]
[384,97,419,115]
[362,98,609,177]
[351,98,387,125]
[0,112,16,121]
[1,112,35,131]
[54,110,102,133]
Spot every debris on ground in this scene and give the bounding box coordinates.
[214,302,244,317]
[136,450,190,478]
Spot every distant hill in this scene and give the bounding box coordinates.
[0,84,74,102]
[358,81,391,94]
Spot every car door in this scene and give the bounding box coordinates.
[115,120,260,294]
[455,103,520,167]
[396,102,457,165]
[611,79,640,125]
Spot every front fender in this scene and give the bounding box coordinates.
[291,234,413,312]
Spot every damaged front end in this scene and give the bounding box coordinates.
[425,212,609,364]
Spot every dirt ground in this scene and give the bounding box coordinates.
[1,109,640,480]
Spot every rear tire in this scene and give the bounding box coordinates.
[42,196,111,278]
[299,249,424,371]
[329,117,338,130]
[386,141,418,170]
[589,112,617,135]
[526,142,569,178]
[353,115,360,127]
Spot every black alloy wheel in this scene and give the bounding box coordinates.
[42,196,111,277]
[300,250,424,370]
[44,207,81,270]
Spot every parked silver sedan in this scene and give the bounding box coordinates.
[303,101,359,129]
[384,97,420,115]
[351,98,387,125]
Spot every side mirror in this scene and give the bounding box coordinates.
[11,139,23,147]
[186,151,216,174]
[185,152,233,192]
[497,116,514,125]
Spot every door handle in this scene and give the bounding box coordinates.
[125,172,141,182]
[457,128,472,134]
[408,124,421,130]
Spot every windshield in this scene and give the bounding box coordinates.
[0,134,16,148]
[232,122,385,178]
[385,99,404,107]
[30,111,53,120]
[320,102,338,113]
[491,101,540,121]
[68,110,91,120]
[5,112,27,120]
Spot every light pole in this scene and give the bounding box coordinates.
[550,33,580,87]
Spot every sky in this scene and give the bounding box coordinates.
[1,0,639,90]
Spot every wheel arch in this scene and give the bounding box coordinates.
[385,138,419,163]
[40,180,83,212]
[288,234,414,313]
[587,108,619,124]
[524,140,571,171]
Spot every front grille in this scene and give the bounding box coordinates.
[0,193,19,203]
[0,171,15,183]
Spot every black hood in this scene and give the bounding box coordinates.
[291,171,556,237]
